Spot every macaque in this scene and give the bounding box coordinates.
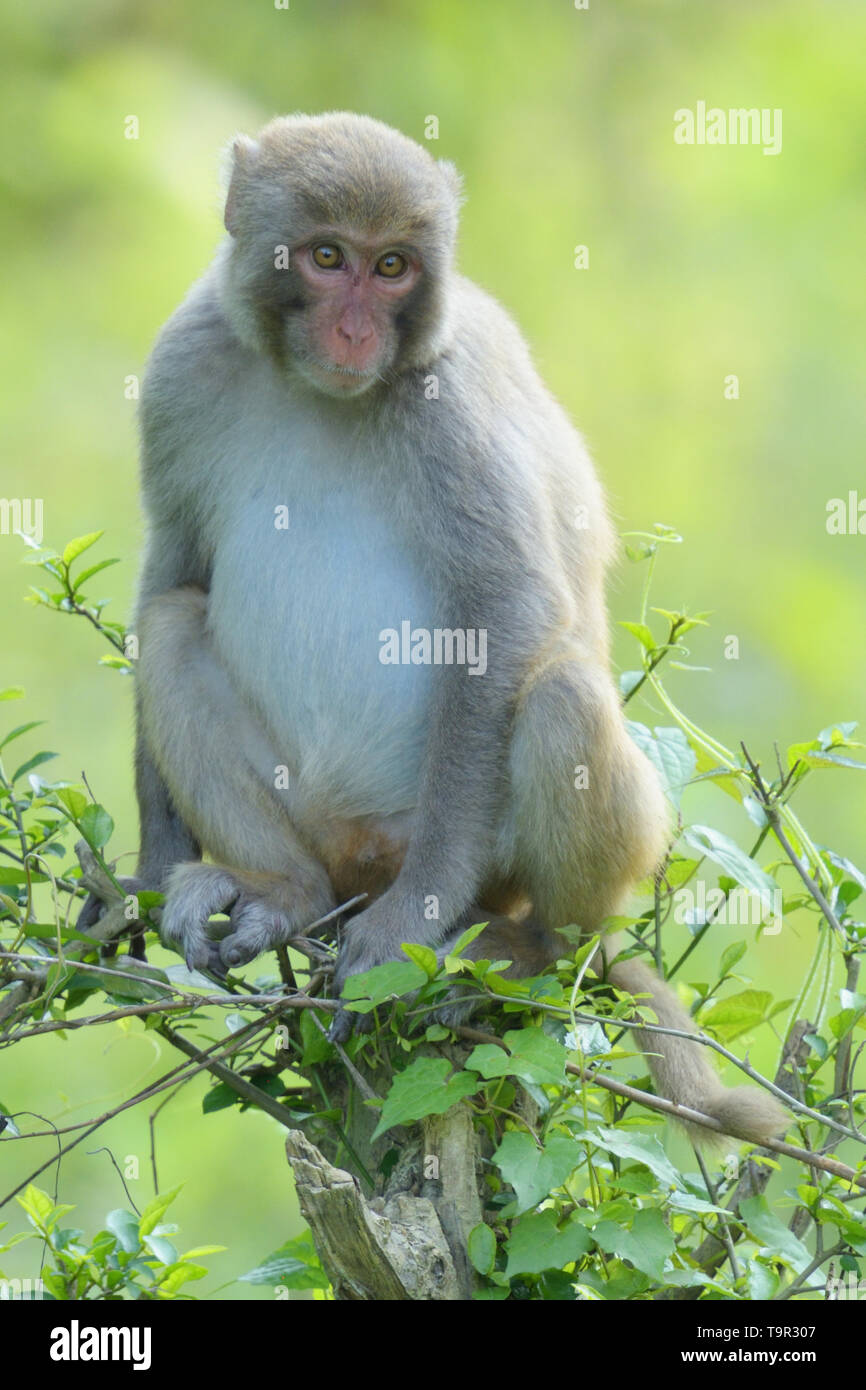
[82,113,785,1144]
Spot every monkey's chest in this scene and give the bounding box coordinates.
[207,483,435,816]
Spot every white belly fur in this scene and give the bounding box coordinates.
[205,413,434,819]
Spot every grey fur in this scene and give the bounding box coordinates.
[100,113,785,1146]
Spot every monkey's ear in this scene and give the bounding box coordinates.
[223,134,261,236]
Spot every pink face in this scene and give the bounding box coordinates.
[293,238,421,394]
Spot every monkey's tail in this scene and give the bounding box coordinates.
[604,951,788,1146]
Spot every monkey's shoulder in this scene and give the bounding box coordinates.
[143,268,241,405]
[441,277,540,384]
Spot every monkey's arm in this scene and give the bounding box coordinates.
[78,507,208,931]
[131,507,212,886]
[333,417,563,994]
[133,703,201,888]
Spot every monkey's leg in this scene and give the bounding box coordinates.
[495,659,786,1145]
[137,588,336,971]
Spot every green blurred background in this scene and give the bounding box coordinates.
[2,0,864,1295]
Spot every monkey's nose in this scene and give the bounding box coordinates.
[336,319,373,346]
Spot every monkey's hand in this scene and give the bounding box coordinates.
[160,862,334,975]
[328,891,438,1042]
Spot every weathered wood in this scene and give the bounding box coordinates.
[422,1105,482,1298]
[285,1128,463,1300]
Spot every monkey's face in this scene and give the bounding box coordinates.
[286,236,422,397]
[221,113,461,390]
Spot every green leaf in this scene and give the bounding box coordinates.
[803,1032,828,1060]
[619,621,657,651]
[700,989,773,1041]
[178,1244,226,1261]
[240,1233,329,1289]
[803,751,866,772]
[0,868,29,885]
[0,720,44,750]
[240,1254,326,1287]
[740,1196,811,1273]
[62,532,104,566]
[592,1128,682,1190]
[742,794,768,828]
[143,1233,177,1265]
[467,1222,497,1276]
[138,1187,182,1238]
[747,1260,780,1299]
[106,1209,140,1254]
[17,1185,55,1229]
[828,990,866,1040]
[505,1210,591,1276]
[492,1132,580,1215]
[567,1021,611,1057]
[593,1208,675,1282]
[401,942,439,978]
[370,1058,480,1140]
[425,1023,451,1042]
[665,1191,728,1216]
[619,670,644,698]
[681,824,778,913]
[444,921,489,959]
[78,804,114,851]
[465,1028,567,1086]
[822,849,866,893]
[718,941,748,977]
[818,720,859,747]
[84,964,170,1003]
[202,1082,241,1114]
[627,723,696,807]
[72,557,121,590]
[340,958,427,1010]
[299,1007,334,1065]
[651,607,710,636]
[0,688,25,702]
[156,1262,207,1294]
[11,751,56,783]
[54,787,88,819]
[625,541,657,563]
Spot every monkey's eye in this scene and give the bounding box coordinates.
[311,244,344,269]
[375,252,408,279]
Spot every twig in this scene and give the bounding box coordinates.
[455,1026,866,1188]
[0,1007,290,1207]
[694,1146,741,1282]
[772,1241,845,1301]
[310,1012,381,1103]
[741,742,846,938]
[156,1022,301,1129]
[834,955,861,1102]
[482,988,862,1145]
[86,1147,140,1213]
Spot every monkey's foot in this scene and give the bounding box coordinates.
[327,918,483,1044]
[77,874,153,933]
[160,862,329,974]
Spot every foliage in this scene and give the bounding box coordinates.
[2,530,866,1300]
[0,1183,223,1300]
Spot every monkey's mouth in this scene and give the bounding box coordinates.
[301,359,381,397]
